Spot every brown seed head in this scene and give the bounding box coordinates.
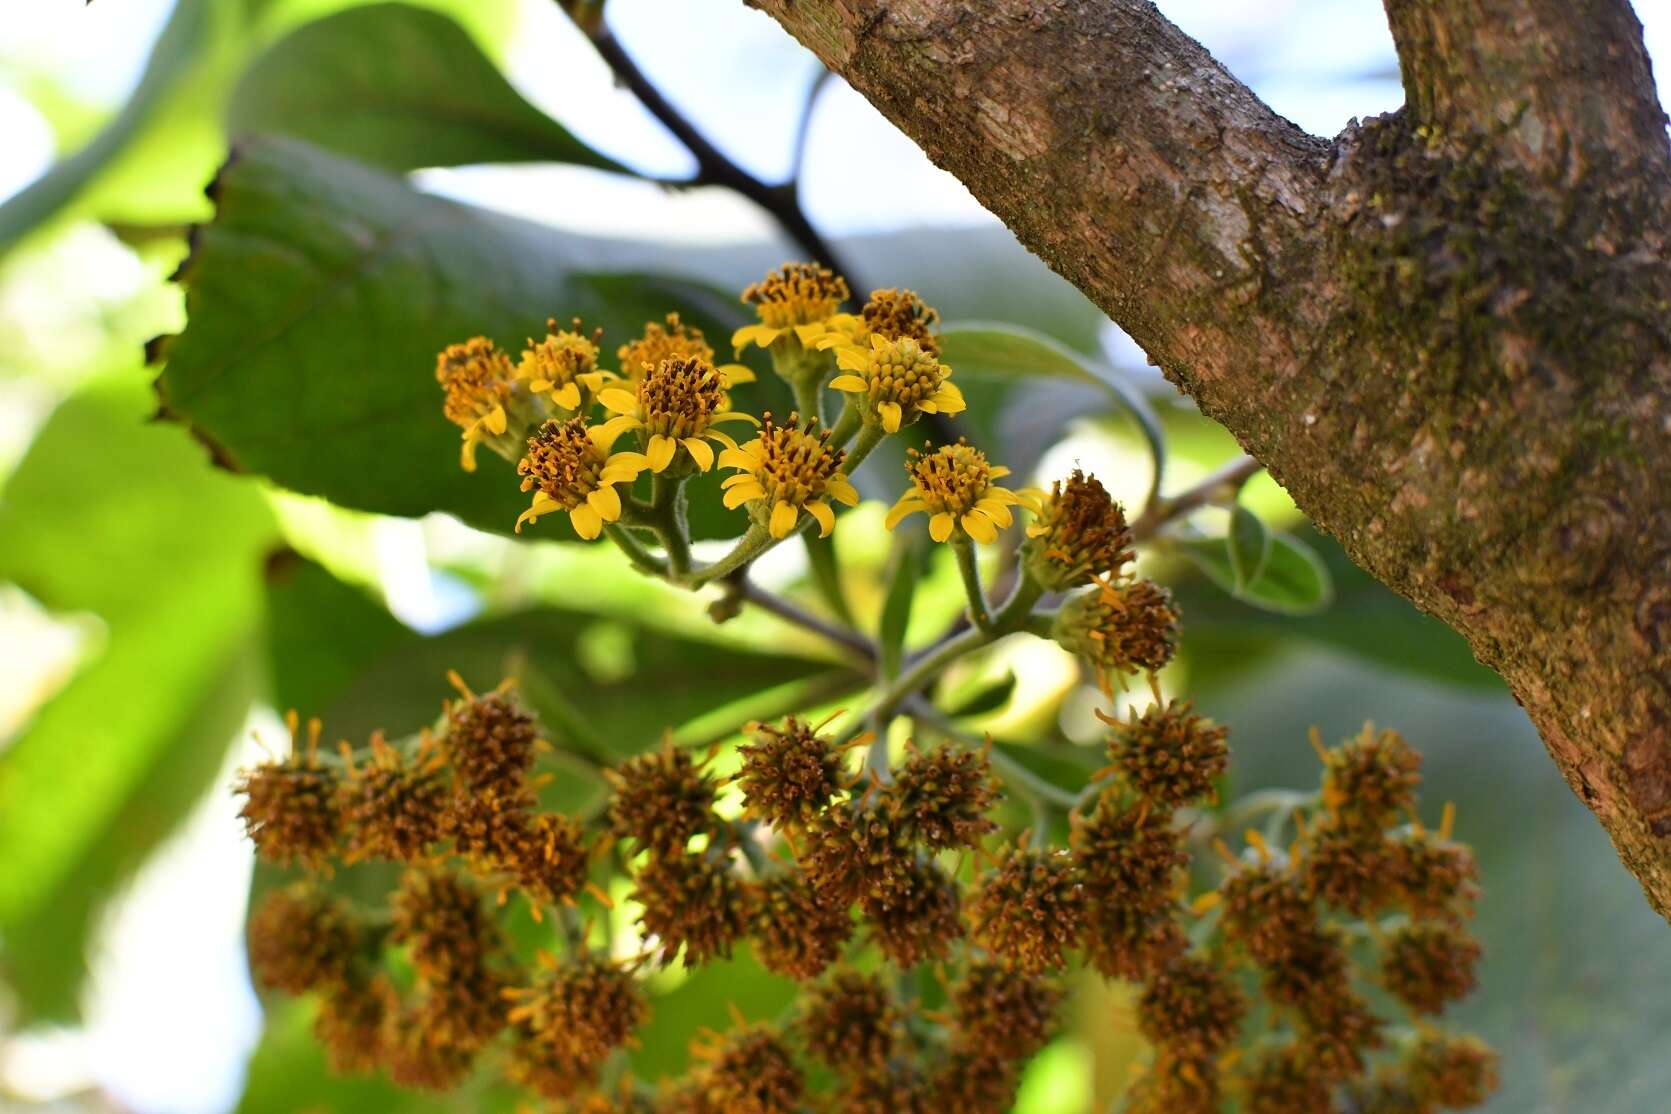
[1322,725,1422,831]
[926,1051,1019,1114]
[698,1025,805,1114]
[1053,576,1180,680]
[506,810,593,907]
[1023,470,1134,591]
[247,884,358,994]
[1071,798,1187,918]
[1387,830,1480,920]
[607,744,717,855]
[888,742,999,852]
[1401,1032,1500,1109]
[1239,1044,1334,1114]
[734,716,844,828]
[949,961,1063,1062]
[235,714,342,868]
[1219,861,1321,967]
[1108,699,1229,808]
[752,872,852,981]
[799,970,901,1075]
[632,851,751,967]
[314,976,394,1076]
[1137,954,1247,1058]
[341,733,448,862]
[443,680,539,794]
[506,953,647,1071]
[969,842,1085,973]
[1120,1052,1220,1114]
[1381,921,1482,1016]
[1301,825,1397,916]
[860,859,963,968]
[390,869,499,980]
[1080,905,1188,982]
[800,797,915,906]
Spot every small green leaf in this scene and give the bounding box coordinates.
[1227,504,1271,590]
[879,545,919,680]
[1179,530,1332,616]
[227,4,627,174]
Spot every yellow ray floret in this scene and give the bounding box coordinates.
[829,333,965,433]
[595,356,758,473]
[885,440,1037,544]
[517,319,613,413]
[718,412,859,538]
[436,337,517,472]
[515,417,648,538]
[731,262,851,353]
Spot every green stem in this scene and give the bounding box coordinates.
[603,523,666,576]
[906,696,1081,811]
[828,398,861,444]
[690,523,772,586]
[649,472,692,578]
[791,372,826,428]
[952,538,995,632]
[843,422,886,473]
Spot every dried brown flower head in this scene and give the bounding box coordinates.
[632,851,751,966]
[1121,1051,1221,1114]
[1053,576,1180,682]
[1106,699,1229,808]
[799,971,901,1075]
[1219,861,1321,967]
[1071,798,1187,917]
[247,884,357,994]
[1080,904,1188,982]
[1301,826,1397,916]
[800,797,915,906]
[1239,1044,1334,1114]
[235,712,342,868]
[314,976,393,1076]
[839,1063,935,1114]
[860,859,963,967]
[1023,470,1134,591]
[697,1025,805,1114]
[445,784,531,868]
[381,1003,478,1092]
[734,716,844,828]
[888,741,999,851]
[1401,1032,1500,1109]
[1321,725,1422,831]
[949,961,1063,1062]
[607,743,718,856]
[441,673,540,795]
[968,840,1085,973]
[752,872,852,981]
[341,731,449,862]
[1387,829,1480,920]
[1381,921,1482,1016]
[390,869,499,980]
[1137,954,1247,1059]
[506,810,593,907]
[926,1051,1019,1114]
[506,951,647,1071]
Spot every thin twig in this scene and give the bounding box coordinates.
[726,572,877,663]
[1130,454,1264,541]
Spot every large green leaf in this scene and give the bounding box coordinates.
[227,4,626,174]
[153,135,760,541]
[0,378,274,1020]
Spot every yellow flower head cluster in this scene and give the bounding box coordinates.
[886,441,1035,544]
[720,413,859,538]
[518,319,612,413]
[436,337,516,471]
[597,355,757,473]
[617,312,713,378]
[830,333,965,432]
[733,262,851,352]
[515,417,646,538]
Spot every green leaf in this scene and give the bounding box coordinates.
[0,0,214,252]
[262,549,412,714]
[938,323,1166,490]
[227,4,626,174]
[0,378,274,1020]
[879,544,919,680]
[1226,504,1271,591]
[154,135,757,540]
[1178,530,1332,616]
[944,670,1016,718]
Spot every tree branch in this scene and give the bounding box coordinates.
[746,0,1671,919]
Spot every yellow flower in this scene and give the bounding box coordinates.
[436,337,516,472]
[595,356,758,473]
[517,319,612,412]
[731,262,851,353]
[515,416,648,538]
[815,287,941,355]
[885,441,1033,544]
[617,312,757,392]
[829,333,966,433]
[718,412,860,539]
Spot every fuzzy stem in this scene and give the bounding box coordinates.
[952,537,995,632]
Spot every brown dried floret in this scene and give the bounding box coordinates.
[341,731,449,862]
[1381,921,1482,1016]
[1081,905,1188,982]
[506,952,648,1071]
[1052,576,1180,682]
[734,716,845,828]
[504,1036,592,1102]
[441,673,540,794]
[1386,830,1480,920]
[607,744,718,856]
[861,288,941,354]
[1239,1043,1334,1114]
[752,872,852,981]
[888,741,999,851]
[445,784,532,868]
[1071,798,1187,917]
[800,797,915,906]
[235,712,343,868]
[247,884,358,994]
[1401,1032,1499,1109]
[314,976,393,1076]
[506,810,593,907]
[1295,990,1383,1083]
[861,859,963,967]
[968,841,1085,973]
[926,1050,1018,1114]
[632,851,751,967]
[697,1025,804,1114]
[800,970,901,1075]
[1121,1052,1221,1114]
[1321,725,1422,831]
[949,960,1063,1062]
[1137,954,1247,1059]
[382,1004,478,1092]
[1219,861,1321,966]
[1302,825,1398,916]
[838,1062,935,1114]
[415,963,510,1052]
[1105,699,1229,808]
[390,869,499,980]
[1022,470,1134,591]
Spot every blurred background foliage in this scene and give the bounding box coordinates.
[1,1,1668,1111]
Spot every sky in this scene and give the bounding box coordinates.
[0,1,1668,1111]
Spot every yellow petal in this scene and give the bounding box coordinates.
[484,403,508,435]
[929,512,955,543]
[682,437,715,471]
[769,500,799,538]
[878,402,903,433]
[826,475,859,506]
[793,322,826,345]
[723,482,766,509]
[989,465,1012,479]
[460,437,479,472]
[598,388,639,415]
[829,374,868,392]
[552,383,582,411]
[708,428,739,450]
[835,348,869,372]
[602,452,648,482]
[717,446,756,471]
[587,484,623,522]
[713,410,760,426]
[884,498,923,531]
[570,504,603,540]
[962,511,999,544]
[717,362,756,385]
[646,434,678,472]
[731,324,782,351]
[932,382,966,413]
[806,500,835,537]
[1025,522,1049,538]
[976,497,1014,529]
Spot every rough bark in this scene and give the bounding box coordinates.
[746,0,1671,917]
